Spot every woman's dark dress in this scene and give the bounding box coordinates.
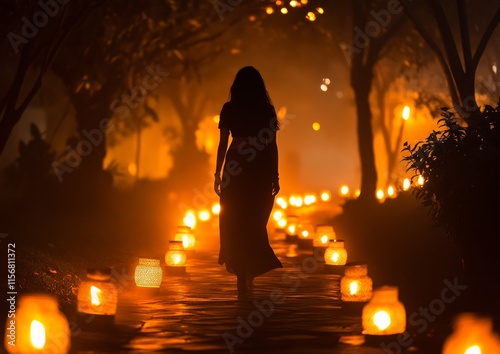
[218,101,283,277]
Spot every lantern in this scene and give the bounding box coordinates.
[77,268,117,317]
[442,313,500,354]
[341,263,373,302]
[165,240,187,275]
[4,294,70,354]
[297,222,315,249]
[314,225,335,248]
[174,225,196,251]
[324,239,347,265]
[362,286,406,336]
[285,215,299,242]
[134,257,163,288]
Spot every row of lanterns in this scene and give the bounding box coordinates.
[280,216,406,336]
[3,226,195,353]
[274,216,500,351]
[5,223,500,352]
[337,176,425,202]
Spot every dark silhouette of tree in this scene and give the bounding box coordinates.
[51,1,246,187]
[402,0,500,120]
[0,0,99,156]
[260,0,406,201]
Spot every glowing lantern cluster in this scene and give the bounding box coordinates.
[314,225,335,248]
[289,195,303,207]
[362,286,406,336]
[276,196,288,209]
[273,209,287,229]
[442,313,500,354]
[4,294,70,354]
[77,268,118,317]
[174,225,196,251]
[341,263,373,302]
[165,241,187,267]
[134,257,163,288]
[324,239,347,266]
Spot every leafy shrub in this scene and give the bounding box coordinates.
[402,105,500,247]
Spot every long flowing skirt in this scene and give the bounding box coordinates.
[218,146,283,277]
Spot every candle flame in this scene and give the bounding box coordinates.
[349,281,359,295]
[402,105,410,120]
[373,310,391,331]
[331,252,339,263]
[402,178,411,191]
[173,254,182,265]
[320,235,329,244]
[90,285,102,306]
[30,320,46,349]
[465,345,481,354]
[301,230,309,238]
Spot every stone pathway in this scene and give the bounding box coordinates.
[68,237,443,353]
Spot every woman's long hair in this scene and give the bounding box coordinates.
[229,66,273,106]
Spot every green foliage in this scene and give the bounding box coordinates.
[402,105,500,245]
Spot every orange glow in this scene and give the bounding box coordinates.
[198,209,210,221]
[402,178,411,191]
[90,286,101,306]
[183,210,196,229]
[374,311,391,330]
[304,194,317,205]
[402,106,411,120]
[320,190,331,201]
[265,6,274,14]
[376,189,385,200]
[281,7,288,14]
[213,115,220,124]
[211,203,221,215]
[289,0,299,7]
[273,209,284,221]
[276,196,288,209]
[316,7,324,14]
[465,346,481,354]
[387,185,396,197]
[312,122,320,131]
[320,83,328,91]
[339,185,350,197]
[306,12,316,21]
[30,320,46,349]
[128,163,137,176]
[417,174,425,186]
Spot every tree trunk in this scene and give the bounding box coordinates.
[352,69,378,202]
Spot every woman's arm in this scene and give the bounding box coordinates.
[269,131,280,196]
[214,127,230,196]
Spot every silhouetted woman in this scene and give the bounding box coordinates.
[214,66,283,296]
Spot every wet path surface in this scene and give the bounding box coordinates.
[70,237,438,354]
